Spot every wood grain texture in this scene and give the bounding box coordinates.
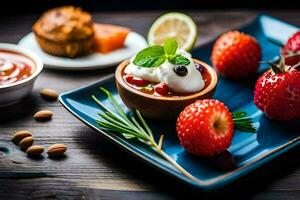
[0,11,300,199]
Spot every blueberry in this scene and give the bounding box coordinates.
[173,65,188,76]
[195,63,204,73]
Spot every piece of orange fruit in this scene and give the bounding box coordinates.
[93,23,130,54]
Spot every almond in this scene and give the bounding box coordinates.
[26,145,44,156]
[33,110,53,121]
[40,88,58,101]
[47,144,67,156]
[19,136,34,150]
[12,130,32,144]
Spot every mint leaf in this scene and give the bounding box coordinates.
[164,38,178,57]
[133,46,166,67]
[169,55,190,66]
[133,39,189,68]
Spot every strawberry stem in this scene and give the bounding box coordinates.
[232,111,256,133]
[268,62,284,74]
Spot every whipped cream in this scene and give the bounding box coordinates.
[124,49,204,93]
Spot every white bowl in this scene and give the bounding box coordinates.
[0,43,43,106]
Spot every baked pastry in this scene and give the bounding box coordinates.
[32,6,94,57]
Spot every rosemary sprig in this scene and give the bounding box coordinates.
[232,111,257,133]
[92,87,198,182]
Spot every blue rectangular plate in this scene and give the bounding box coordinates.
[59,15,300,190]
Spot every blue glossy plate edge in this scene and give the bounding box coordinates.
[58,14,300,190]
[59,74,300,191]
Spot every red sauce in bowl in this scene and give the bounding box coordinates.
[122,66,212,97]
[0,51,35,86]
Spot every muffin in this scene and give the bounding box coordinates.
[32,6,94,57]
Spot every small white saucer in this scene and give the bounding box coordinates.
[18,32,147,70]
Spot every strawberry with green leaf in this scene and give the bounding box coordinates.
[176,99,256,156]
[254,57,300,121]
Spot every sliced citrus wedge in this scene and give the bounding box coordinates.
[148,12,197,51]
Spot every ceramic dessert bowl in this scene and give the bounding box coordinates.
[0,43,43,106]
[115,59,218,119]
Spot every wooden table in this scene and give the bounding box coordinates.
[0,11,300,199]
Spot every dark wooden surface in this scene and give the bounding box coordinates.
[0,11,300,200]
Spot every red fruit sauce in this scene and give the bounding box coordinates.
[0,51,35,86]
[122,66,211,97]
[123,74,148,87]
[154,82,170,96]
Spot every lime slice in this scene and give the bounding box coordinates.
[148,12,197,51]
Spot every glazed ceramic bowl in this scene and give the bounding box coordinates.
[115,59,218,119]
[0,43,43,106]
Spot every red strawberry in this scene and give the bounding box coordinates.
[124,74,148,87]
[254,58,300,121]
[281,31,300,66]
[154,82,170,96]
[176,99,234,156]
[211,31,261,79]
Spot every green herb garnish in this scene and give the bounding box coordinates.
[164,38,178,56]
[169,54,191,66]
[133,46,165,68]
[133,38,190,68]
[92,87,198,182]
[232,111,257,133]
